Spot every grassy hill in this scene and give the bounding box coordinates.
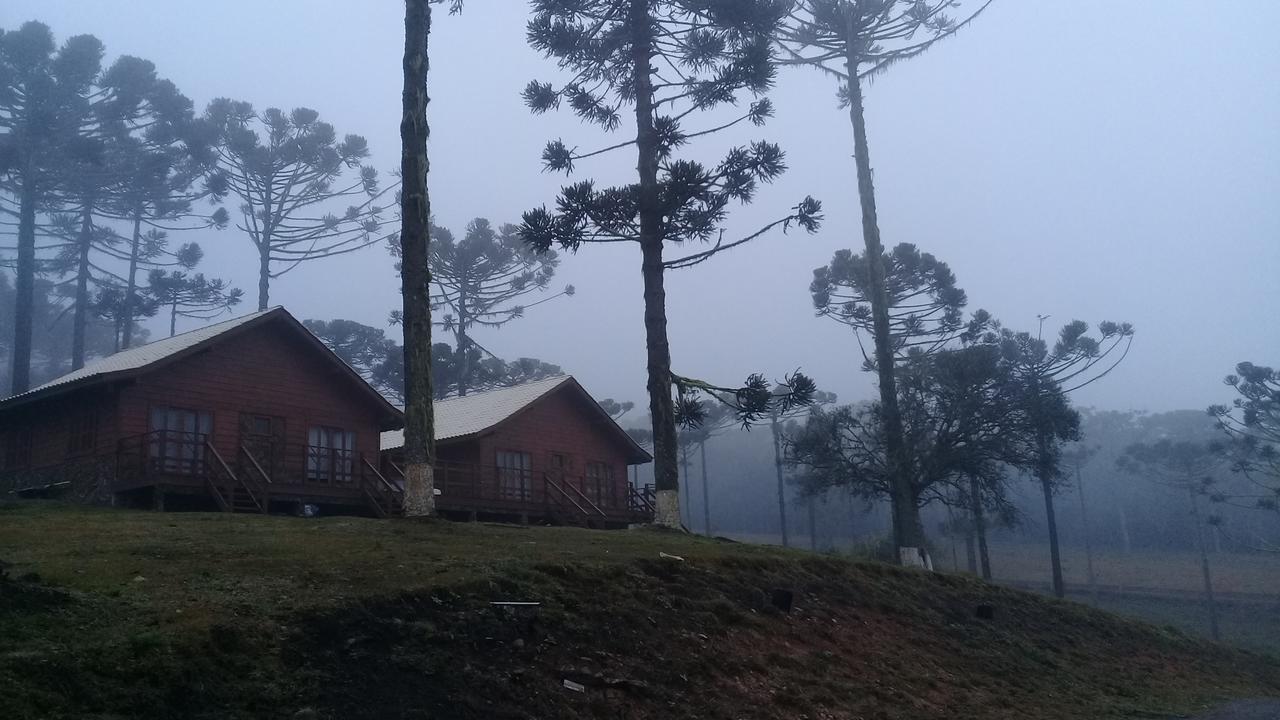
[1,502,1276,719]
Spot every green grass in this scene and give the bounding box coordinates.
[2,501,1278,720]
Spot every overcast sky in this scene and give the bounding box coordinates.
[5,1,1277,414]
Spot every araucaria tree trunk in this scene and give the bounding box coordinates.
[771,418,790,547]
[121,214,144,349]
[399,0,436,517]
[699,440,712,536]
[71,206,94,370]
[11,175,37,395]
[630,0,680,530]
[1039,434,1065,598]
[845,52,927,567]
[969,475,992,580]
[257,236,272,311]
[1188,488,1220,641]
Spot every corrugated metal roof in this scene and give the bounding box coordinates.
[10,308,278,401]
[381,374,572,450]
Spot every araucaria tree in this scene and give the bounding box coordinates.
[205,99,391,310]
[0,22,98,392]
[778,1,990,567]
[423,217,571,396]
[1210,361,1279,511]
[997,320,1134,597]
[520,0,822,528]
[147,269,243,336]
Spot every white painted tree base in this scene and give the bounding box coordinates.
[402,463,436,517]
[654,489,681,529]
[899,546,934,570]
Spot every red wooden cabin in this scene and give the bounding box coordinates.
[381,375,654,527]
[0,307,654,526]
[0,308,401,513]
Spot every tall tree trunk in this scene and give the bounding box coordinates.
[679,442,691,528]
[630,0,679,529]
[808,496,818,551]
[11,174,37,395]
[121,212,143,349]
[1188,488,1220,641]
[699,439,712,536]
[969,475,992,580]
[771,418,789,547]
[844,31,925,568]
[1077,464,1098,605]
[71,206,93,370]
[1118,503,1132,555]
[456,322,469,397]
[965,523,978,574]
[400,0,436,517]
[257,237,271,311]
[1039,441,1065,597]
[945,502,960,572]
[170,303,178,337]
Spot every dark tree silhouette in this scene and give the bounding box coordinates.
[769,387,837,547]
[407,217,571,396]
[0,274,126,389]
[0,22,106,392]
[147,270,242,336]
[811,243,969,363]
[778,0,991,567]
[1210,361,1280,510]
[788,344,1055,564]
[995,319,1134,597]
[205,99,391,311]
[1118,439,1223,640]
[520,0,822,528]
[599,398,636,421]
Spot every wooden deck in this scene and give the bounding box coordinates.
[5,430,655,528]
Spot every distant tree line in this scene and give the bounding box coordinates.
[0,21,394,394]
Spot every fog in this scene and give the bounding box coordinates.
[5,0,1276,415]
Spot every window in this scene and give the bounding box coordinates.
[67,411,99,455]
[307,426,356,483]
[548,452,570,474]
[2,428,33,471]
[586,461,615,507]
[495,450,532,501]
[149,407,213,474]
[250,415,273,436]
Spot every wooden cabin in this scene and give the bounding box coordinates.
[380,375,654,528]
[0,307,654,526]
[0,307,402,514]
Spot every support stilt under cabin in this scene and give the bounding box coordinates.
[0,307,655,527]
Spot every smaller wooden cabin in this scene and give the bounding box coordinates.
[0,307,402,514]
[381,375,654,527]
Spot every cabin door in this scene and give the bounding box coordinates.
[239,414,285,481]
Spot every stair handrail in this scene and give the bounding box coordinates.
[361,456,403,497]
[543,473,591,519]
[561,476,608,517]
[238,444,274,486]
[205,441,262,513]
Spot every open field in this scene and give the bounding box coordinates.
[985,543,1280,597]
[2,501,1279,719]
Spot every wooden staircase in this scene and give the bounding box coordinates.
[543,473,607,528]
[361,457,404,518]
[204,442,267,514]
